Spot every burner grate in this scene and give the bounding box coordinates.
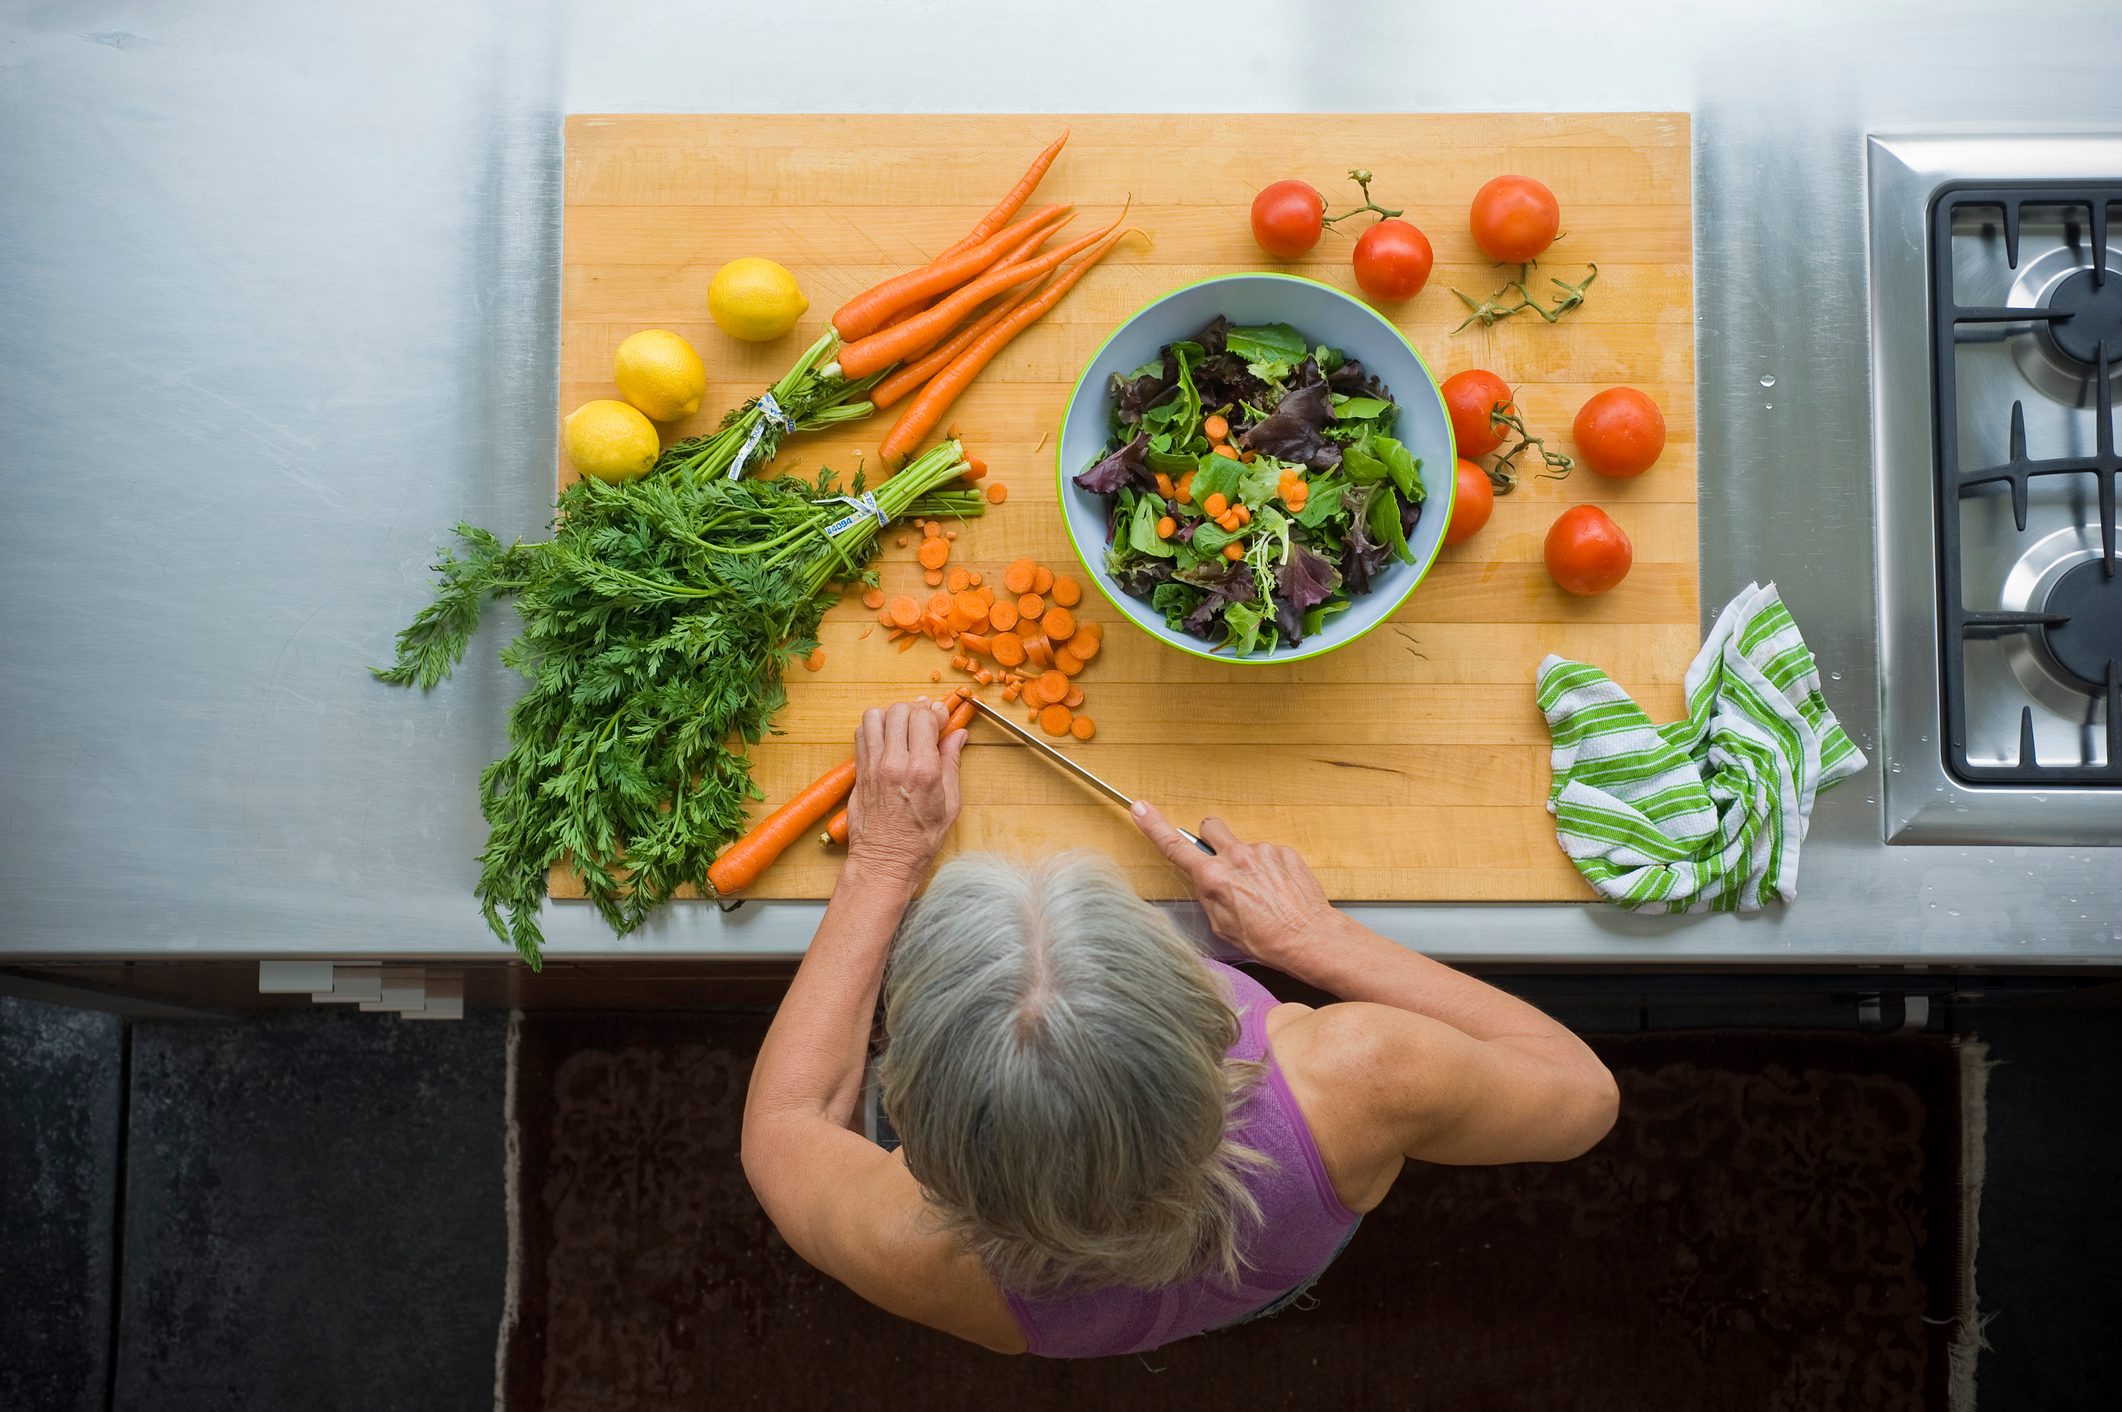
[1931,183,2122,785]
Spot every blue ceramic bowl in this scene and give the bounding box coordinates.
[1054,273,1456,664]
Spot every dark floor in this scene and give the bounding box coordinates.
[1,982,2116,1410]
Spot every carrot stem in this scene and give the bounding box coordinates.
[930,131,1069,263]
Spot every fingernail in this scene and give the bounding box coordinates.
[1131,801,1148,816]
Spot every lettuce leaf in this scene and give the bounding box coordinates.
[1220,599,1268,656]
[1075,432,1152,495]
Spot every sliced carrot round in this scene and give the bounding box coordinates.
[1042,607,1076,642]
[985,483,1009,503]
[1054,647,1084,676]
[861,587,886,610]
[1051,575,1082,607]
[1070,715,1096,740]
[1035,669,1069,702]
[1003,559,1037,594]
[991,633,1026,667]
[1017,593,1045,620]
[927,592,954,619]
[946,567,970,593]
[923,569,944,586]
[988,599,1020,632]
[916,538,950,570]
[954,590,986,622]
[1033,565,1055,595]
[1038,704,1073,736]
[1063,685,1085,708]
[804,648,826,671]
[1069,632,1101,661]
[887,596,922,628]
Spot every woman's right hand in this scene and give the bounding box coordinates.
[1129,802,1334,968]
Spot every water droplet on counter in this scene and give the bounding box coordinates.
[1948,908,1961,918]
[1829,671,1842,681]
[1927,901,1937,910]
[1760,374,1777,388]
[1890,762,1902,773]
[1764,403,1774,410]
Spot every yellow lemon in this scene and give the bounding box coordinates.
[613,329,707,422]
[562,400,660,483]
[707,257,808,342]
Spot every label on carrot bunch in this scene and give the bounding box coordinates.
[821,490,889,537]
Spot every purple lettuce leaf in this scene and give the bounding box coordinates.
[1238,371,1341,471]
[1339,497,1394,595]
[1172,560,1261,637]
[1073,432,1153,495]
[1272,543,1342,643]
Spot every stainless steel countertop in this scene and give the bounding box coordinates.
[5,1,2120,967]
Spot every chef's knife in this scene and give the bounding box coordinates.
[968,697,1214,854]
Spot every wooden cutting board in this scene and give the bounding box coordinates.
[558,113,1695,902]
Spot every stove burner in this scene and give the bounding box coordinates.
[2047,267,2122,367]
[2042,559,2122,687]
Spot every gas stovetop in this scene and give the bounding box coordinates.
[1871,134,2122,845]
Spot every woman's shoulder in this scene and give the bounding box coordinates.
[1264,1001,1468,1212]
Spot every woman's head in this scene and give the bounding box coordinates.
[879,852,1264,1295]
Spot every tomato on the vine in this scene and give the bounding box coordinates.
[1251,180,1326,258]
[1440,369,1514,458]
[1444,459,1493,546]
[1352,218,1433,301]
[1573,387,1666,478]
[1544,506,1632,596]
[1469,175,1561,264]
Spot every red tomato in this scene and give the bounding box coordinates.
[1251,180,1326,258]
[1352,218,1433,301]
[1444,459,1493,546]
[1440,369,1514,458]
[1469,175,1561,263]
[1573,387,1667,478]
[1544,506,1633,596]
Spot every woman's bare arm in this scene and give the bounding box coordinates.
[738,699,1021,1352]
[1132,804,1618,1171]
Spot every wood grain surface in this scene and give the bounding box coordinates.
[556,113,1695,902]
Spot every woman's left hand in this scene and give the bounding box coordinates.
[845,697,966,886]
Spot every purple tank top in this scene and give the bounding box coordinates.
[1000,959,1360,1358]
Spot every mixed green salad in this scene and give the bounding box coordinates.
[1073,316,1425,657]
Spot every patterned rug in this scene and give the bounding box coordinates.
[499,1012,1965,1412]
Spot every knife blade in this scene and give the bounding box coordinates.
[968,697,1214,854]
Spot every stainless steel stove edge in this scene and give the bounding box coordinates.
[1867,131,2122,846]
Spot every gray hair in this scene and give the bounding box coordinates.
[878,852,1267,1295]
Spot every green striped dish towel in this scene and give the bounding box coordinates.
[1535,581,1866,913]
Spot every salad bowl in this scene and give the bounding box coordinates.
[1054,273,1456,664]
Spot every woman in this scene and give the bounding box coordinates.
[742,699,1619,1358]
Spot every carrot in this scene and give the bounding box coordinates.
[861,587,886,610]
[1222,542,1245,561]
[1031,668,1067,701]
[1026,635,1054,669]
[953,589,986,622]
[1039,704,1073,736]
[1204,492,1228,517]
[804,648,826,671]
[832,203,1073,342]
[986,483,1009,504]
[819,693,976,846]
[1068,631,1100,661]
[923,569,943,587]
[931,131,1070,262]
[1063,684,1085,708]
[959,631,993,657]
[887,596,922,628]
[1003,559,1037,594]
[1033,566,1054,595]
[870,284,1041,412]
[923,520,942,540]
[968,571,984,588]
[1204,413,1230,443]
[988,599,1020,632]
[946,567,970,593]
[1212,444,1239,460]
[961,459,989,481]
[1017,593,1045,620]
[712,757,858,892]
[844,212,1130,381]
[916,538,950,571]
[1070,715,1096,741]
[1156,515,1176,539]
[992,633,1026,668]
[1051,575,1082,608]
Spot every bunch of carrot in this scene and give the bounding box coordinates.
[826,132,1141,470]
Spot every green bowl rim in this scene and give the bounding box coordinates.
[1052,271,1459,666]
